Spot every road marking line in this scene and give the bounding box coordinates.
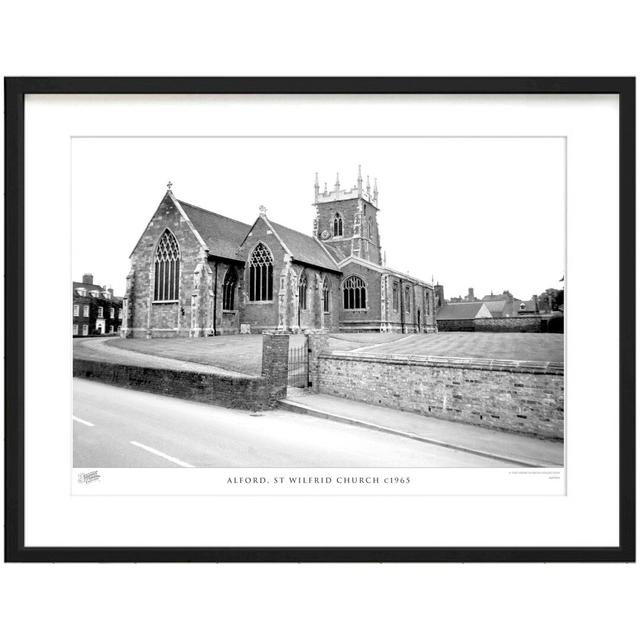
[129,441,195,468]
[73,415,95,427]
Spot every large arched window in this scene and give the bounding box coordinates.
[154,229,180,301]
[322,277,330,313]
[343,275,367,310]
[248,243,273,301]
[333,213,343,237]
[298,272,308,310]
[222,268,237,311]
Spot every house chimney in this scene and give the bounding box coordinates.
[82,273,94,285]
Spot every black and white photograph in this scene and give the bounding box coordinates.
[72,135,565,475]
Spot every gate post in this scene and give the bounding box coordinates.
[261,331,290,403]
[307,330,329,392]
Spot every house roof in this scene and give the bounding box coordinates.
[177,199,252,262]
[73,281,103,293]
[483,299,510,317]
[268,220,340,272]
[517,299,538,313]
[437,302,489,320]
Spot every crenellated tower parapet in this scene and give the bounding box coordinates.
[313,166,383,265]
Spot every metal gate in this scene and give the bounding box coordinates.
[288,337,309,388]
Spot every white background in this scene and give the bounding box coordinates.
[1,2,638,640]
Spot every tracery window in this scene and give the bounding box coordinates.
[322,277,330,313]
[333,213,343,237]
[248,243,274,301]
[222,269,237,311]
[154,229,181,301]
[298,272,308,310]
[343,275,367,310]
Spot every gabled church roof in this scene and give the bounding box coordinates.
[322,243,349,263]
[268,221,340,272]
[177,199,252,262]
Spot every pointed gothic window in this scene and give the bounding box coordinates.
[322,277,330,313]
[298,272,308,310]
[154,229,180,301]
[392,282,399,312]
[333,213,343,237]
[343,275,367,310]
[222,268,237,311]
[405,286,412,313]
[248,243,274,301]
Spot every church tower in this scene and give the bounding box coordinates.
[313,166,382,265]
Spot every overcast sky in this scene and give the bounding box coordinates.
[72,136,565,300]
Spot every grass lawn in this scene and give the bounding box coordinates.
[108,334,308,376]
[348,333,564,363]
[326,332,409,352]
[108,331,563,375]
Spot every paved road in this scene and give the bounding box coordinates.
[73,379,513,468]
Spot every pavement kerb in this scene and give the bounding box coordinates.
[279,398,555,468]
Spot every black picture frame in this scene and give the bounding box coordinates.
[4,77,635,563]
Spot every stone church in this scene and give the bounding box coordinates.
[122,168,437,338]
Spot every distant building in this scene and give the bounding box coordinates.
[436,301,491,331]
[437,283,564,332]
[73,274,123,337]
[465,287,478,302]
[516,296,539,315]
[483,299,511,317]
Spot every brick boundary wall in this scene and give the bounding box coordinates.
[73,332,290,412]
[313,349,564,439]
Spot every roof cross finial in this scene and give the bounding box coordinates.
[167,180,173,191]
[258,204,267,218]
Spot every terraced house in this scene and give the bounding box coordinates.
[122,169,437,338]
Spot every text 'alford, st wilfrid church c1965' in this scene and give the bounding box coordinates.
[122,167,439,338]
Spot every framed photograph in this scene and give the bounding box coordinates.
[4,77,635,562]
